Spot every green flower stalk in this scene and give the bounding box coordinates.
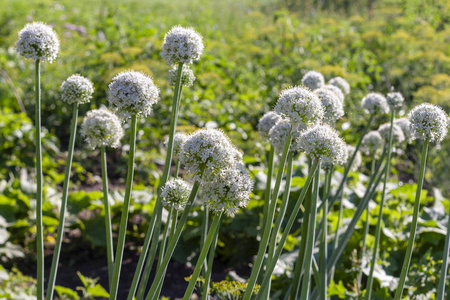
[107,70,159,300]
[437,203,450,300]
[394,103,448,300]
[47,75,94,299]
[15,22,60,300]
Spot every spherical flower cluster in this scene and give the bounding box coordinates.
[408,103,448,143]
[394,118,412,144]
[81,108,124,149]
[61,74,94,105]
[329,77,350,96]
[161,26,204,65]
[322,84,345,103]
[297,124,346,165]
[268,119,291,154]
[16,22,60,63]
[274,86,324,130]
[361,130,383,156]
[314,87,344,124]
[346,145,362,171]
[301,71,325,91]
[361,93,390,115]
[378,122,405,144]
[180,128,239,181]
[107,71,159,119]
[165,132,188,159]
[168,64,196,87]
[386,92,404,110]
[258,111,282,142]
[161,178,191,211]
[201,164,252,217]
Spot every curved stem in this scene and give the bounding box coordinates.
[393,140,429,300]
[34,59,44,300]
[261,146,275,240]
[255,161,319,300]
[110,115,137,300]
[145,180,202,300]
[331,185,344,283]
[101,146,114,287]
[243,131,292,300]
[319,168,332,300]
[158,207,174,268]
[201,205,209,276]
[127,62,184,300]
[46,102,79,299]
[299,159,322,300]
[183,213,222,300]
[437,203,450,300]
[202,222,219,300]
[357,158,376,292]
[366,111,395,300]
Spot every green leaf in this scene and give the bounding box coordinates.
[87,284,109,297]
[55,285,80,300]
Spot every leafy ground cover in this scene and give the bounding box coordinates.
[0,0,449,298]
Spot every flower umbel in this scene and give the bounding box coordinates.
[301,71,325,91]
[165,132,188,159]
[386,92,404,110]
[314,87,344,124]
[297,124,346,165]
[329,77,350,96]
[61,74,94,105]
[268,119,291,154]
[161,26,204,65]
[169,64,196,87]
[107,71,159,119]
[274,86,324,130]
[258,111,282,142]
[322,84,345,103]
[378,122,405,144]
[395,118,412,144]
[361,93,390,115]
[81,108,124,149]
[361,130,383,156]
[16,22,60,62]
[408,103,448,143]
[161,178,192,211]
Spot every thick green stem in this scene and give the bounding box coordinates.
[183,213,222,300]
[243,131,292,300]
[201,205,209,276]
[101,146,114,287]
[110,115,137,300]
[34,59,44,300]
[261,147,275,239]
[319,168,332,300]
[158,207,174,268]
[263,151,294,298]
[175,159,181,178]
[46,102,79,299]
[328,115,373,210]
[145,180,202,300]
[357,158,376,292]
[393,140,429,300]
[127,62,184,300]
[255,161,319,300]
[437,203,450,300]
[202,223,219,300]
[366,111,395,300]
[330,191,344,283]
[299,159,322,300]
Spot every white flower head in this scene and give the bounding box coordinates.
[322,84,345,103]
[301,71,325,91]
[107,71,159,119]
[81,108,124,149]
[378,122,405,144]
[329,77,350,96]
[161,178,192,211]
[202,163,253,217]
[268,119,291,154]
[408,103,448,143]
[394,118,412,144]
[386,92,404,110]
[361,93,390,115]
[169,64,196,87]
[16,22,60,63]
[165,132,188,159]
[258,111,282,142]
[314,87,344,124]
[61,74,94,105]
[274,86,324,130]
[161,26,204,65]
[180,128,240,181]
[361,130,383,156]
[346,145,362,171]
[297,124,346,165]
